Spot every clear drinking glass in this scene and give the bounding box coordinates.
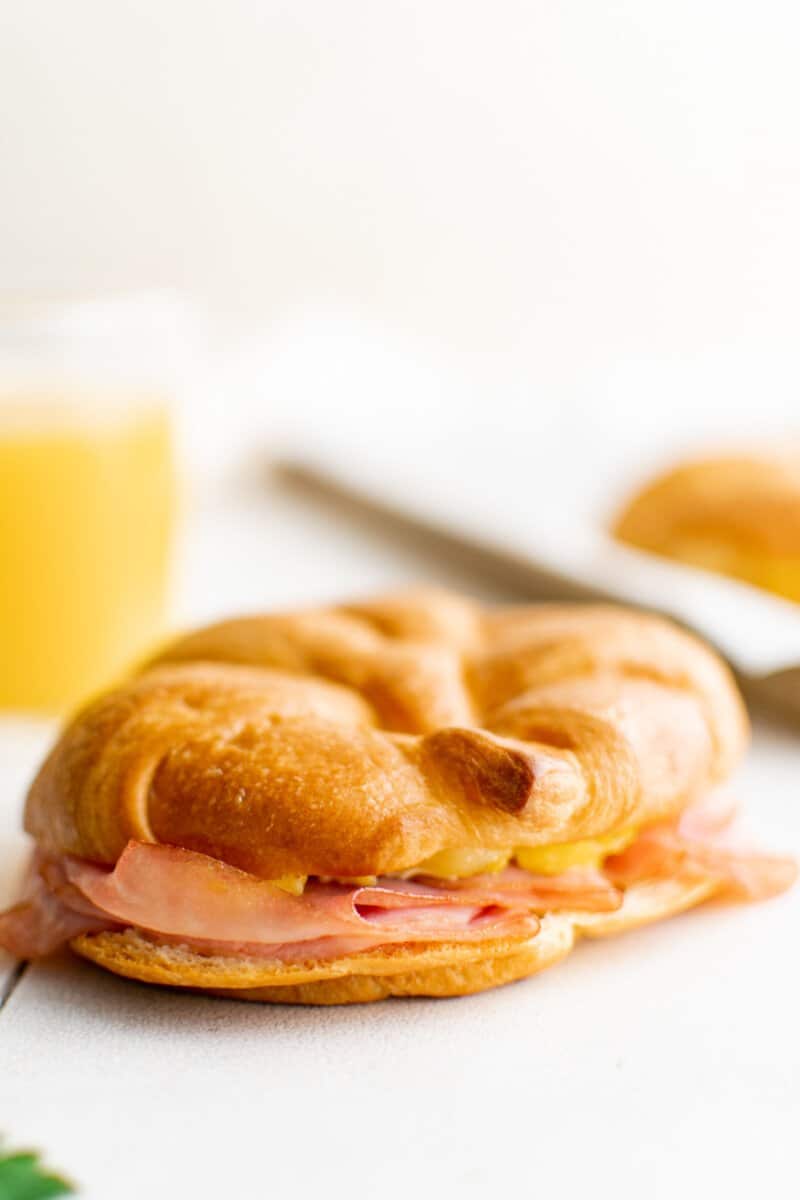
[0,294,183,711]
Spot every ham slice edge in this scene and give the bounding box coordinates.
[0,795,794,963]
[0,843,543,962]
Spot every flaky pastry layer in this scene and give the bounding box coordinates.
[25,590,748,880]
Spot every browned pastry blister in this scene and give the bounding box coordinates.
[24,588,752,1002]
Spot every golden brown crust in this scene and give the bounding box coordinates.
[74,923,574,1004]
[70,924,559,991]
[25,589,748,877]
[614,453,800,599]
[69,875,721,1004]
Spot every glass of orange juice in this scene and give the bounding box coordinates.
[0,294,181,712]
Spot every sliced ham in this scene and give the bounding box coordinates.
[0,861,111,958]
[0,841,542,962]
[411,864,622,913]
[606,798,797,902]
[1,800,793,964]
[63,844,544,944]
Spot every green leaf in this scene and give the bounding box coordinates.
[0,1149,73,1199]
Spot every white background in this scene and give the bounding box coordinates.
[2,0,800,467]
[2,5,800,1196]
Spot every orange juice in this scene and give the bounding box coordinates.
[0,399,175,710]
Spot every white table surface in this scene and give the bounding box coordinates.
[1,477,798,1199]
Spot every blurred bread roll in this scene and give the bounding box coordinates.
[614,453,800,601]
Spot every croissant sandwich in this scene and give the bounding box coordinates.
[0,589,794,1004]
[614,452,800,601]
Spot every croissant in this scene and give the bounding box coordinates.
[1,589,793,1003]
[614,453,800,600]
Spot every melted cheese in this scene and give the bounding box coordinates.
[270,828,639,893]
[412,830,638,880]
[413,848,512,879]
[515,828,637,875]
[271,875,308,896]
